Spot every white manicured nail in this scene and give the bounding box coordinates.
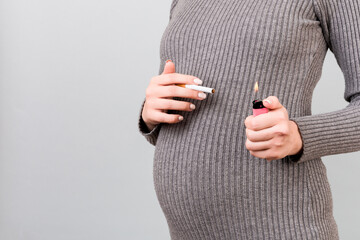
[190,104,196,109]
[179,116,184,121]
[198,92,206,99]
[264,99,272,104]
[193,78,202,84]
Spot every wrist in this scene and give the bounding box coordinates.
[145,122,157,132]
[141,113,157,132]
[288,120,303,155]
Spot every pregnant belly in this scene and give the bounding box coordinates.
[149,99,336,239]
[152,117,251,232]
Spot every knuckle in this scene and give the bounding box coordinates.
[142,108,149,119]
[277,113,286,121]
[145,98,153,107]
[168,117,176,124]
[275,123,289,136]
[145,88,152,98]
[244,117,250,127]
[247,130,254,141]
[272,138,283,147]
[275,130,285,137]
[281,123,290,135]
[169,86,177,96]
[280,111,288,120]
[270,96,278,101]
[165,101,172,110]
[150,76,158,84]
[269,152,278,159]
[283,127,290,135]
[167,73,176,83]
[282,108,289,117]
[245,128,249,137]
[158,115,166,123]
[245,139,251,149]
[250,120,258,130]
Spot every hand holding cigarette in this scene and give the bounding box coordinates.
[244,96,303,161]
[142,60,211,132]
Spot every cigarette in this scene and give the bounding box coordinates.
[176,84,215,94]
[252,99,269,116]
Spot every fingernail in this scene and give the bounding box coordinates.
[179,116,184,121]
[166,59,172,63]
[198,92,206,99]
[190,104,196,110]
[193,78,202,84]
[264,99,272,104]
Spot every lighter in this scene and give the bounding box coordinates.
[252,81,269,116]
[252,99,269,116]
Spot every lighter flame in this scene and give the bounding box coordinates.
[254,81,259,92]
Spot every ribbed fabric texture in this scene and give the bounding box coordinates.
[138,0,360,239]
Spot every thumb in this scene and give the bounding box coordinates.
[262,96,283,110]
[162,59,176,74]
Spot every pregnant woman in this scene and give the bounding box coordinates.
[138,0,360,239]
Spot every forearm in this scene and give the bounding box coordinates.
[288,100,360,163]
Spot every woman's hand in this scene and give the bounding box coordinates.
[244,96,303,161]
[142,60,206,132]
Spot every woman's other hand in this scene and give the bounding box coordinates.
[244,96,303,161]
[141,60,206,132]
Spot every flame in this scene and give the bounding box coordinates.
[254,81,259,92]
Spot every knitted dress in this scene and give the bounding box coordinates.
[138,0,360,239]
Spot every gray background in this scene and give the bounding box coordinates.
[0,0,359,239]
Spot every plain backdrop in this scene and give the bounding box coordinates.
[0,0,359,239]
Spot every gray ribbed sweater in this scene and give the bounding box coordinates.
[138,0,360,239]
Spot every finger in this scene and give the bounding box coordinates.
[152,109,184,124]
[151,98,196,111]
[162,60,176,74]
[249,149,270,160]
[249,149,281,161]
[244,115,255,129]
[154,85,207,100]
[262,96,283,110]
[248,108,289,131]
[245,127,275,142]
[156,73,203,86]
[245,111,286,131]
[245,138,271,151]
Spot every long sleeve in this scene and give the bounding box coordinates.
[137,0,179,146]
[288,0,360,163]
[138,98,162,146]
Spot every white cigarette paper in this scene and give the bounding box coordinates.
[178,84,215,94]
